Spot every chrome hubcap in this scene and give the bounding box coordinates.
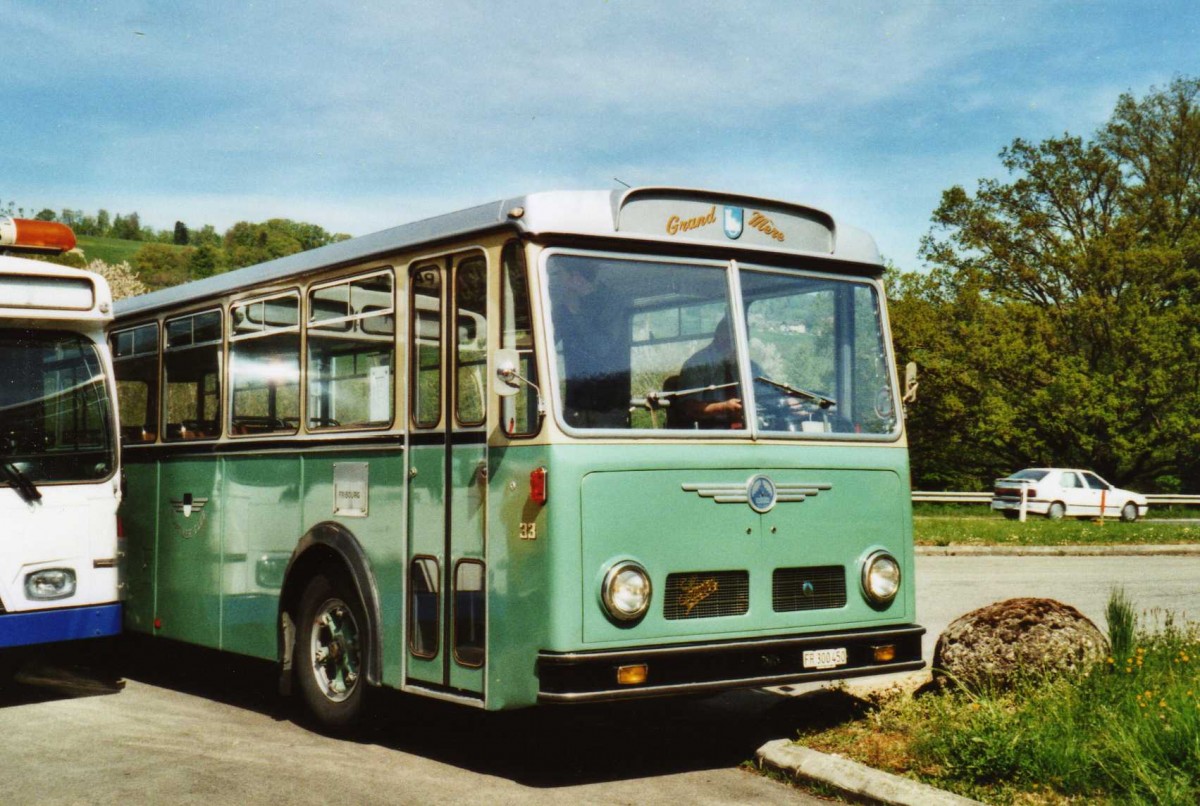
[310,598,360,703]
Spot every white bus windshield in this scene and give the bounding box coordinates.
[545,253,898,436]
[0,330,115,488]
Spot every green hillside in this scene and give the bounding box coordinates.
[76,235,184,265]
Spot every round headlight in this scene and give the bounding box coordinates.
[861,551,901,606]
[602,561,652,621]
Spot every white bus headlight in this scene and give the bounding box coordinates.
[26,568,77,601]
[861,551,900,606]
[602,561,651,622]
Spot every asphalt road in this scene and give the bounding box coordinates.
[5,552,1198,804]
[0,639,829,805]
[916,553,1200,662]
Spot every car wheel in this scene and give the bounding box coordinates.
[1001,510,1019,521]
[1120,502,1138,522]
[1046,502,1066,521]
[296,573,367,733]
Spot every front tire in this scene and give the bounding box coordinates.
[1120,502,1139,522]
[1002,510,1020,521]
[1046,501,1066,521]
[296,573,367,732]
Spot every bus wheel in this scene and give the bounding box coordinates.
[296,574,366,732]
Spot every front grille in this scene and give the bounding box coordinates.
[773,566,847,612]
[663,571,749,620]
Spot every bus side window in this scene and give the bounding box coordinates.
[163,309,222,441]
[453,560,485,667]
[454,257,487,427]
[410,267,441,429]
[409,556,439,658]
[111,322,160,443]
[307,271,395,430]
[500,242,539,436]
[229,293,300,436]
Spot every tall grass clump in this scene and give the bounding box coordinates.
[1107,586,1137,662]
[798,595,1200,804]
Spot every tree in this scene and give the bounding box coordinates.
[131,242,193,289]
[223,218,346,269]
[110,212,142,241]
[188,243,224,279]
[35,208,56,221]
[897,78,1200,491]
[173,221,190,245]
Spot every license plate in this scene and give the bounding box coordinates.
[803,647,848,670]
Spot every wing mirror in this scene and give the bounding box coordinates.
[494,348,545,416]
[902,362,919,403]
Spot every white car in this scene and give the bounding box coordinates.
[991,468,1149,522]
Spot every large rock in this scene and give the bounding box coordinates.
[932,597,1107,690]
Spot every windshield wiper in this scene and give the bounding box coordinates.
[755,375,837,409]
[639,381,740,408]
[1,459,42,503]
[0,437,42,503]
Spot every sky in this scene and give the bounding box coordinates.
[5,1,1200,270]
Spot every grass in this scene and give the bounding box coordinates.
[913,504,1200,547]
[792,594,1200,804]
[75,235,166,265]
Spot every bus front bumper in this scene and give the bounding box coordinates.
[537,623,925,703]
[0,603,122,648]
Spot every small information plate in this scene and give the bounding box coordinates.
[802,647,848,670]
[333,462,369,517]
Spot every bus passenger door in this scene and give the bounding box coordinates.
[405,253,488,699]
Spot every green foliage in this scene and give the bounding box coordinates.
[1107,587,1137,663]
[36,207,346,291]
[799,609,1200,804]
[896,77,1200,491]
[223,219,349,270]
[131,242,195,290]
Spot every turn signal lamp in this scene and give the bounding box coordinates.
[617,664,648,685]
[873,644,897,663]
[0,217,78,253]
[530,467,547,505]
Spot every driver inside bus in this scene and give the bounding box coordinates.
[677,316,809,429]
[677,316,746,429]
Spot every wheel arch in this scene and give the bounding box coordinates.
[277,521,384,693]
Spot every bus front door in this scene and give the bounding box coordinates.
[405,252,488,700]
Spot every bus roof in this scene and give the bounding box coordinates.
[115,187,883,319]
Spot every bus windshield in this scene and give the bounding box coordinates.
[545,253,898,436]
[0,329,115,485]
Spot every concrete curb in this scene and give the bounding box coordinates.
[757,739,983,806]
[916,543,1200,556]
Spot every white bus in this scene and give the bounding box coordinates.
[0,217,122,668]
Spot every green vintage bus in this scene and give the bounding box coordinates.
[111,187,923,730]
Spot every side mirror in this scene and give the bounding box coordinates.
[494,348,522,398]
[902,362,919,403]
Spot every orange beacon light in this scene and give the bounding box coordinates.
[0,217,78,253]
